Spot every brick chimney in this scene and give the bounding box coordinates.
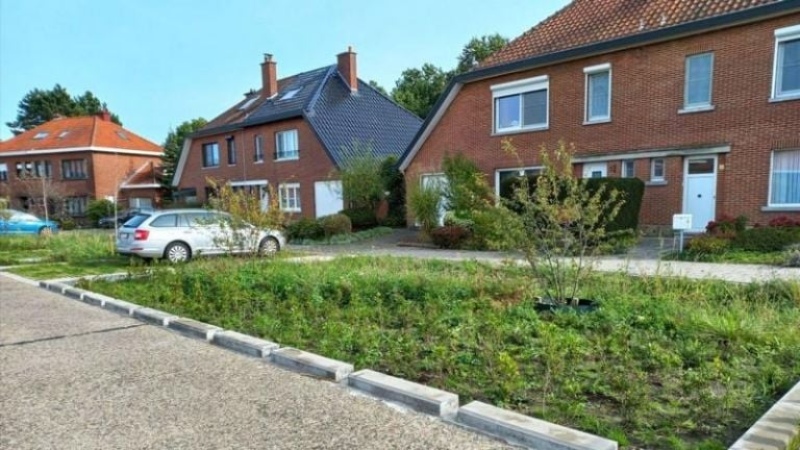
[337,46,358,93]
[261,54,278,99]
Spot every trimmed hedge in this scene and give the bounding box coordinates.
[318,213,352,238]
[430,225,472,249]
[733,227,800,252]
[341,207,378,230]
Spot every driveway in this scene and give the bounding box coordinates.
[0,275,509,450]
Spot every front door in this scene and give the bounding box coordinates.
[314,181,344,218]
[683,156,717,232]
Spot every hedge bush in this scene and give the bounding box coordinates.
[285,217,324,241]
[733,227,800,252]
[318,213,352,238]
[687,235,731,255]
[341,207,378,230]
[430,225,471,249]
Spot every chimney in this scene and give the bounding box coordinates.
[261,54,278,99]
[99,109,111,122]
[337,46,358,93]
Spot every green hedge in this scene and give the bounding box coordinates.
[733,227,800,252]
[341,207,378,230]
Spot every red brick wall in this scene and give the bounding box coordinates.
[178,118,337,219]
[406,13,800,227]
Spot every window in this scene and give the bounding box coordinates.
[279,183,301,212]
[150,214,177,228]
[202,142,220,168]
[497,167,541,199]
[15,160,52,178]
[0,163,7,182]
[61,159,86,179]
[622,160,635,178]
[280,88,302,100]
[584,64,611,122]
[33,132,48,140]
[684,53,714,110]
[275,130,299,160]
[254,135,264,162]
[651,158,665,182]
[64,197,88,216]
[491,76,549,133]
[773,24,800,100]
[770,149,800,206]
[226,137,237,165]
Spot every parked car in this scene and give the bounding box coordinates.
[0,209,59,235]
[115,208,285,262]
[98,207,154,228]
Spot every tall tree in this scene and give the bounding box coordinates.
[391,64,451,119]
[162,118,208,187]
[6,84,121,135]
[455,34,509,74]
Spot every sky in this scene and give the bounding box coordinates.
[0,0,569,143]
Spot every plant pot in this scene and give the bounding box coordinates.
[533,297,599,314]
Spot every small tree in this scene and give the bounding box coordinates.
[380,156,406,226]
[442,153,493,216]
[205,178,285,256]
[504,139,624,303]
[407,178,443,236]
[338,140,385,211]
[87,198,115,223]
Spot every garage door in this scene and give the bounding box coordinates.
[314,181,343,218]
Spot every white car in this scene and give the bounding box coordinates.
[116,209,286,263]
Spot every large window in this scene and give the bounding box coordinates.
[64,197,88,216]
[773,24,800,100]
[584,63,611,123]
[226,137,237,165]
[492,76,549,133]
[684,53,714,110]
[275,130,299,160]
[621,160,635,178]
[496,167,541,199]
[61,159,87,179]
[0,163,7,182]
[202,142,220,168]
[15,160,52,178]
[770,149,800,206]
[254,135,264,162]
[279,183,301,212]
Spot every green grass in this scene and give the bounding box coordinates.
[664,249,786,266]
[78,256,800,449]
[790,424,800,450]
[290,226,394,245]
[8,257,138,279]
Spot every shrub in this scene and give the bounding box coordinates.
[706,214,748,237]
[768,216,800,228]
[430,225,471,249]
[597,229,639,255]
[408,180,443,235]
[318,213,352,238]
[57,217,76,231]
[442,153,493,214]
[443,211,474,231]
[784,244,800,267]
[341,207,378,230]
[286,217,324,240]
[380,156,406,227]
[468,207,521,251]
[585,178,644,232]
[733,227,800,252]
[686,235,730,255]
[86,199,115,223]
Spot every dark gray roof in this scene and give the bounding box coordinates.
[246,65,334,125]
[308,74,422,167]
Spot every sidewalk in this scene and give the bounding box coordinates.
[0,275,508,450]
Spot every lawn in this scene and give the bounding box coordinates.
[77,256,800,449]
[664,249,787,266]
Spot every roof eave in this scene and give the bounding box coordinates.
[190,109,305,139]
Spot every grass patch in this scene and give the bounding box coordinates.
[664,249,786,266]
[290,226,394,245]
[78,256,800,449]
[790,425,800,450]
[8,257,140,280]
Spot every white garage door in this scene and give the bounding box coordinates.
[314,180,343,218]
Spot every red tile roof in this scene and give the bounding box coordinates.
[0,115,162,154]
[481,0,782,67]
[122,161,163,187]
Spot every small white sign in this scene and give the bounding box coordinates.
[673,214,693,231]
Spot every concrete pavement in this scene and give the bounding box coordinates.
[0,276,509,450]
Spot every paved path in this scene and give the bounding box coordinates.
[0,275,508,450]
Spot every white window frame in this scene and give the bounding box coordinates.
[254,135,264,163]
[279,183,301,212]
[767,149,800,207]
[651,158,665,182]
[682,52,715,112]
[772,24,800,101]
[0,163,7,182]
[494,166,542,198]
[584,63,612,124]
[621,160,635,178]
[275,130,299,161]
[491,75,549,133]
[202,142,220,168]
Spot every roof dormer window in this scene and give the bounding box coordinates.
[33,132,49,140]
[58,130,70,138]
[280,88,302,100]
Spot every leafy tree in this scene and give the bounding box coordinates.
[391,64,451,119]
[455,34,509,74]
[338,140,385,211]
[162,118,207,187]
[379,156,406,227]
[6,84,121,135]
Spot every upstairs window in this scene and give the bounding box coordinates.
[226,137,237,165]
[492,76,549,133]
[61,159,87,179]
[275,130,299,160]
[584,63,611,123]
[0,163,8,182]
[16,160,52,178]
[254,135,264,162]
[773,24,800,100]
[684,53,714,110]
[202,142,220,168]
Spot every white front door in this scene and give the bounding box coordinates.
[683,156,717,232]
[582,162,607,178]
[258,185,269,212]
[421,174,448,225]
[314,181,343,218]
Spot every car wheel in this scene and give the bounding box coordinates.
[39,226,52,236]
[164,242,191,263]
[259,237,279,256]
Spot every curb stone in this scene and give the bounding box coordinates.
[271,347,353,382]
[728,379,800,450]
[348,369,459,419]
[99,296,141,316]
[167,318,222,341]
[212,331,279,358]
[133,308,178,327]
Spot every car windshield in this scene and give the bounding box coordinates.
[122,214,151,228]
[14,213,39,221]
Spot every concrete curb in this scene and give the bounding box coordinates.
[133,308,178,327]
[212,331,279,358]
[728,379,800,450]
[168,318,222,341]
[457,401,618,450]
[271,347,353,382]
[348,369,459,419]
[0,271,41,287]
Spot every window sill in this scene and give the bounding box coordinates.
[201,166,220,170]
[227,164,237,167]
[678,105,715,114]
[761,205,800,212]
[646,180,667,186]
[281,209,301,213]
[254,161,264,165]
[492,126,549,137]
[63,177,89,181]
[582,118,611,126]
[275,157,299,162]
[769,93,800,103]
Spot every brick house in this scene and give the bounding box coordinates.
[0,112,164,218]
[172,48,422,219]
[400,0,800,231]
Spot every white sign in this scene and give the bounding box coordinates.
[672,214,693,231]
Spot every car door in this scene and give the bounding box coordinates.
[183,212,216,255]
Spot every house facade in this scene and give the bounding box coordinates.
[0,112,164,219]
[173,49,422,219]
[401,0,800,231]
